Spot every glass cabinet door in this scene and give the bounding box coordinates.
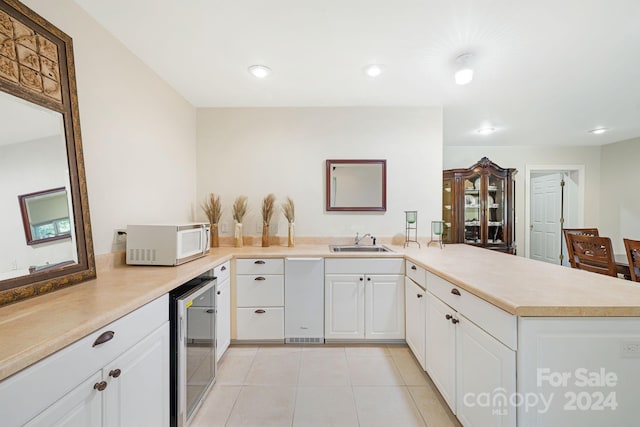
[487,174,507,245]
[463,173,482,244]
[442,178,454,243]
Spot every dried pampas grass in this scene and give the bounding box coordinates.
[201,193,222,224]
[232,196,248,223]
[261,193,276,224]
[282,197,295,223]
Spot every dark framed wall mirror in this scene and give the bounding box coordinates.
[325,159,387,212]
[0,0,95,305]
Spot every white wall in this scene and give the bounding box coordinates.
[24,0,198,255]
[197,107,443,240]
[600,137,640,253]
[444,145,601,255]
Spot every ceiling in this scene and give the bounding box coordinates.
[0,92,63,146]
[74,0,640,146]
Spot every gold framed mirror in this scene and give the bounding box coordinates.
[0,0,95,306]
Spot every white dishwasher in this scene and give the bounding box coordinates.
[284,258,325,343]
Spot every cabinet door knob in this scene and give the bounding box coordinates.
[255,309,266,314]
[417,294,423,298]
[359,277,364,281]
[93,381,107,391]
[109,369,121,378]
[451,288,461,296]
[217,290,221,295]
[254,260,266,264]
[411,265,417,270]
[451,318,460,324]
[445,314,453,320]
[254,276,266,281]
[367,277,371,281]
[92,330,115,347]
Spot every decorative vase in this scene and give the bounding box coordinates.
[210,223,219,248]
[262,222,270,247]
[234,222,243,248]
[287,222,295,247]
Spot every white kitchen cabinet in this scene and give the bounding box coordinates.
[425,292,457,410]
[215,261,230,361]
[324,258,404,341]
[325,274,365,339]
[425,272,516,426]
[405,276,426,370]
[235,258,284,341]
[1,296,169,427]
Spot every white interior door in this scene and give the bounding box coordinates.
[530,173,563,264]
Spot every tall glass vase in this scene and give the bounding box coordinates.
[287,222,295,247]
[262,222,270,247]
[210,223,219,248]
[234,222,243,248]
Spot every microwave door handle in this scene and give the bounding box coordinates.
[203,226,210,254]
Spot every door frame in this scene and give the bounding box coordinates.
[524,164,585,259]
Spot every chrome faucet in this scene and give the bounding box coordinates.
[354,233,376,245]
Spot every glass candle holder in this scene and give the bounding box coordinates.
[406,211,417,224]
[432,221,444,236]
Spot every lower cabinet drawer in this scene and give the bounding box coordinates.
[236,275,284,307]
[236,307,284,340]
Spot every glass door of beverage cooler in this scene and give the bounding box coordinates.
[463,173,482,244]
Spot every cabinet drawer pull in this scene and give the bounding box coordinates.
[206,309,215,314]
[93,381,108,391]
[221,266,227,271]
[451,288,461,296]
[109,369,121,378]
[254,309,266,314]
[254,260,266,264]
[254,276,266,281]
[359,277,364,281]
[93,330,115,347]
[411,265,417,270]
[451,318,460,324]
[445,314,453,320]
[417,294,423,298]
[367,277,371,281]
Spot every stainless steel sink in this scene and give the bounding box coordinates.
[329,245,394,253]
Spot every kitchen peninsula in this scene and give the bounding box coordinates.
[1,244,639,426]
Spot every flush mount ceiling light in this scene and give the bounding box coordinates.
[363,64,384,78]
[454,53,474,85]
[476,127,496,135]
[588,127,608,135]
[248,64,272,79]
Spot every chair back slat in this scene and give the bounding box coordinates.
[623,238,640,282]
[568,234,617,277]
[563,228,599,268]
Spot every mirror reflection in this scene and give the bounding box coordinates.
[326,159,387,211]
[0,92,77,281]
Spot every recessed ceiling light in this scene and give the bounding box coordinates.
[588,127,608,135]
[248,64,272,79]
[454,53,474,85]
[476,127,496,135]
[364,64,384,78]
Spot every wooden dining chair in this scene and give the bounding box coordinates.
[623,238,640,282]
[563,228,599,268]
[568,234,617,277]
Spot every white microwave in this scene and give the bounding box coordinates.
[126,223,210,266]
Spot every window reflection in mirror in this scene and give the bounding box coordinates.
[326,160,387,211]
[0,92,77,281]
[19,187,72,244]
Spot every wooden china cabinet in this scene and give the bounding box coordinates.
[443,157,517,254]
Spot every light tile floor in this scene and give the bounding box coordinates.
[191,344,461,427]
